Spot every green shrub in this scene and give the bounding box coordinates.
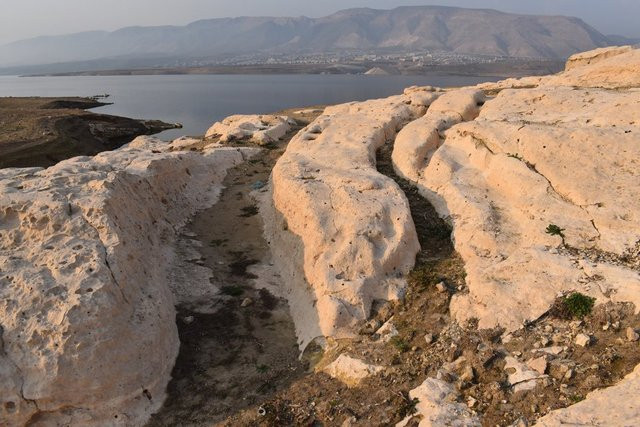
[563,292,596,318]
[545,224,566,238]
[390,336,410,353]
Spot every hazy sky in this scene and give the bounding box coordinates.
[0,0,638,45]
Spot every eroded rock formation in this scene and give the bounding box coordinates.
[393,47,640,332]
[0,137,256,425]
[389,46,640,423]
[205,115,294,145]
[262,91,434,349]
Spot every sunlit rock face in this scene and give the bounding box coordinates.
[0,137,255,425]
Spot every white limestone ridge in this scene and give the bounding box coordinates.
[0,137,258,425]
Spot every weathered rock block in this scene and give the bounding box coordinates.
[264,95,423,349]
[0,137,254,425]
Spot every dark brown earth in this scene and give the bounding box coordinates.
[146,108,323,426]
[0,96,179,168]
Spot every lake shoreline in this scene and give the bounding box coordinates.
[0,96,180,168]
[0,74,501,141]
[17,59,563,78]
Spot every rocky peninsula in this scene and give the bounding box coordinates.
[0,46,639,426]
[0,97,179,168]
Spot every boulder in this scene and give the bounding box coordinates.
[397,378,481,426]
[205,114,294,145]
[322,355,383,387]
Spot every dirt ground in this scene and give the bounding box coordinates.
[147,108,323,426]
[0,96,177,168]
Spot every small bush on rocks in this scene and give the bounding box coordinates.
[545,224,566,239]
[564,292,596,318]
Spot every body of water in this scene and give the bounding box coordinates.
[0,74,499,140]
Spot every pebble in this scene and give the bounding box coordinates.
[460,365,475,382]
[241,297,254,307]
[527,356,548,375]
[564,368,574,380]
[435,282,447,293]
[466,396,477,408]
[534,346,566,355]
[424,333,434,344]
[626,327,640,342]
[612,321,621,330]
[575,333,592,347]
[570,320,584,329]
[183,315,195,324]
[368,319,383,331]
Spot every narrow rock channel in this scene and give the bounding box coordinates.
[147,110,320,425]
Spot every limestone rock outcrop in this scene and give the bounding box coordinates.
[393,47,640,332]
[392,88,485,182]
[263,92,433,348]
[391,44,640,426]
[477,45,640,91]
[0,137,255,425]
[565,45,634,70]
[205,114,294,145]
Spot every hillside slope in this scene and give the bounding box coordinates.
[0,6,612,68]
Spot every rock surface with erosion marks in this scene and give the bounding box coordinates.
[0,136,256,425]
[564,45,634,71]
[392,87,485,182]
[478,45,640,91]
[393,46,640,332]
[263,90,432,348]
[205,114,294,145]
[535,364,640,426]
[397,378,481,427]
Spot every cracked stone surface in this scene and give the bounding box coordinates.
[0,136,256,425]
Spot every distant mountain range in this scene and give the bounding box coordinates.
[0,6,634,72]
